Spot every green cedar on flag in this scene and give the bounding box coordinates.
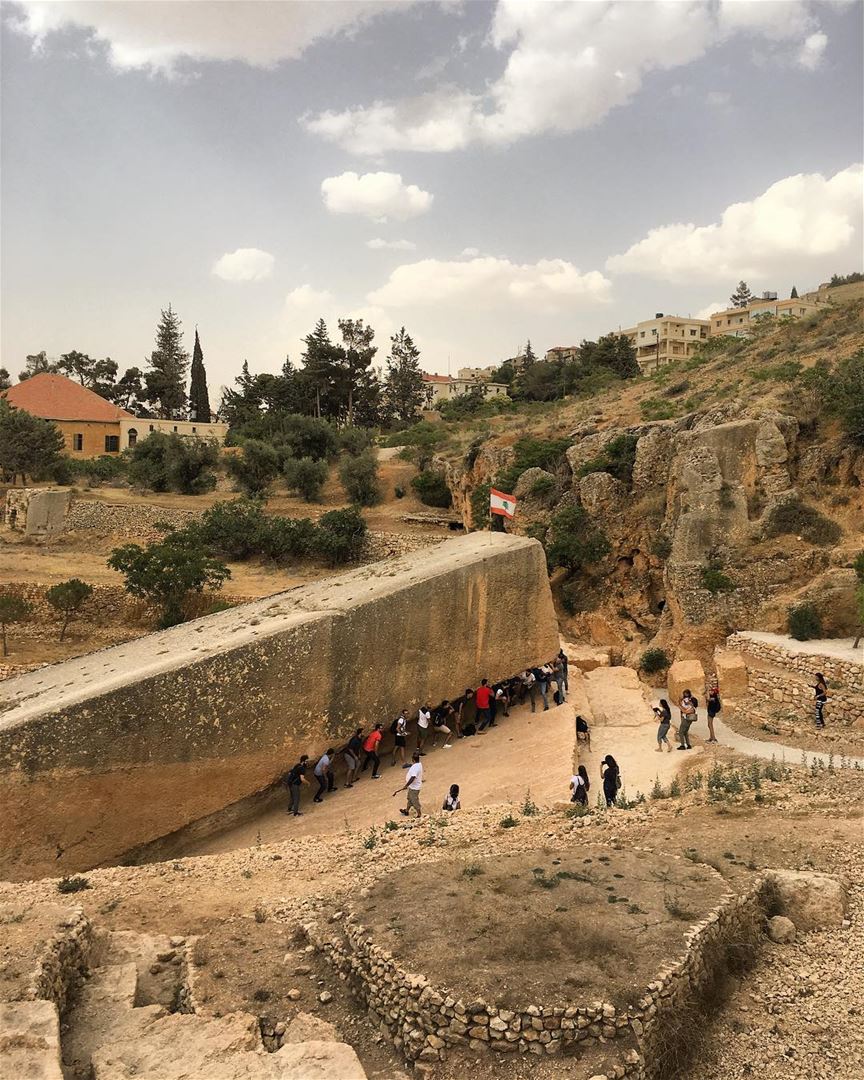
[490,488,517,519]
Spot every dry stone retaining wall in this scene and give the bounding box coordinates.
[26,908,92,1016]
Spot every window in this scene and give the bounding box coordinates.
[716,320,721,326]
[727,319,731,325]
[192,427,196,433]
[639,331,645,338]
[690,329,697,336]
[173,425,178,432]
[105,435,120,453]
[127,428,138,448]
[73,433,83,451]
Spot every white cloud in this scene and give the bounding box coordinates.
[706,90,731,107]
[212,247,274,282]
[6,1,400,74]
[461,247,480,257]
[285,284,334,310]
[368,255,612,312]
[303,0,830,154]
[606,164,863,283]
[321,172,433,222]
[366,238,417,251]
[798,31,828,69]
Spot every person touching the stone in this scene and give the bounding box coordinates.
[476,679,493,732]
[393,750,423,817]
[575,714,591,752]
[416,704,431,755]
[343,728,363,788]
[362,724,383,778]
[284,755,309,817]
[391,709,409,768]
[313,748,336,803]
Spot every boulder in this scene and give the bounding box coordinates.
[514,468,555,500]
[667,659,706,704]
[283,1013,340,1044]
[767,870,849,932]
[767,916,796,944]
[714,651,748,700]
[578,472,626,513]
[273,1041,367,1079]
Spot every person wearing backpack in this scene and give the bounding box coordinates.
[284,755,309,817]
[390,709,409,768]
[677,690,698,750]
[432,701,455,747]
[570,765,590,806]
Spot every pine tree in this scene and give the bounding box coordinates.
[0,368,10,391]
[523,340,537,367]
[729,281,753,308]
[790,285,799,299]
[145,304,189,419]
[384,327,424,424]
[337,318,377,426]
[302,320,342,420]
[189,329,212,422]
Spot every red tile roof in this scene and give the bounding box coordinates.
[422,373,452,383]
[2,372,135,422]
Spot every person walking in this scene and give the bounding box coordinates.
[601,755,621,807]
[677,690,698,750]
[416,704,431,755]
[432,701,455,747]
[361,724,383,778]
[442,784,461,812]
[313,748,336,802]
[284,755,309,817]
[476,679,493,732]
[552,656,566,704]
[343,728,363,788]
[391,709,409,768]
[520,669,537,712]
[706,684,721,743]
[811,673,829,730]
[570,764,590,806]
[394,750,423,817]
[654,699,673,752]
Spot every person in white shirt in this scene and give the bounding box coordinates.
[394,751,423,817]
[391,709,409,768]
[416,705,431,756]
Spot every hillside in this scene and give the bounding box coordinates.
[429,294,864,668]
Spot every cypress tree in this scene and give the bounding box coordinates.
[145,304,189,419]
[790,285,799,299]
[189,329,212,422]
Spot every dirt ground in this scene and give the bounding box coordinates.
[357,845,727,1010]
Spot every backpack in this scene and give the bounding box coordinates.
[616,773,622,790]
[690,696,699,709]
[390,717,400,735]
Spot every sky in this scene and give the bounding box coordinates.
[1,0,862,399]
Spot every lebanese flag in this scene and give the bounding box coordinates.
[490,488,517,519]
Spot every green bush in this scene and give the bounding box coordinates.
[127,432,218,495]
[339,452,380,506]
[544,505,610,572]
[282,457,328,502]
[700,562,735,594]
[196,498,269,559]
[529,473,556,498]
[640,648,670,674]
[258,516,319,561]
[766,498,841,546]
[639,398,677,422]
[788,603,823,641]
[410,469,452,508]
[381,421,447,450]
[316,506,368,564]
[338,427,373,457]
[226,439,281,496]
[233,413,339,461]
[650,534,673,560]
[577,433,638,486]
[750,361,803,383]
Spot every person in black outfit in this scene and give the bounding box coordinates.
[601,755,620,807]
[344,728,363,787]
[285,755,309,817]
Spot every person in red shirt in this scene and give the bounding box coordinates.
[361,724,383,779]
[476,679,493,732]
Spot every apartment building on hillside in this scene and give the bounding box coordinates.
[545,345,580,364]
[706,294,821,338]
[421,373,509,409]
[457,366,499,381]
[618,314,710,373]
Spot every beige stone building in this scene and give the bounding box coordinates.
[119,417,228,450]
[544,345,580,364]
[456,366,499,381]
[706,295,821,338]
[422,373,509,409]
[618,314,710,373]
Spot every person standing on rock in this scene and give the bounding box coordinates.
[391,709,409,768]
[558,649,569,694]
[706,684,721,743]
[284,755,309,817]
[361,724,383,778]
[601,755,621,807]
[654,700,673,752]
[570,764,590,806]
[343,728,364,788]
[677,690,697,750]
[416,704,431,755]
[393,750,423,817]
[313,748,336,802]
[811,673,829,730]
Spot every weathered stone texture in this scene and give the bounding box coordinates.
[666,659,706,704]
[0,534,558,879]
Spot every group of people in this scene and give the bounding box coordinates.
[652,684,722,752]
[282,652,569,819]
[569,755,621,808]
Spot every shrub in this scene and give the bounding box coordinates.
[339,451,380,506]
[0,592,31,657]
[529,473,556,499]
[234,413,339,461]
[640,647,670,675]
[282,457,328,502]
[788,603,823,641]
[411,469,452,508]
[127,432,218,495]
[317,506,368,565]
[226,439,281,496]
[544,505,611,572]
[750,361,803,383]
[196,499,269,559]
[258,516,319,561]
[338,427,373,456]
[577,433,638,486]
[45,579,93,641]
[766,498,841,546]
[700,562,735,594]
[381,420,447,451]
[57,876,90,894]
[650,534,673,560]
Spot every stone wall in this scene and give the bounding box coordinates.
[724,632,864,731]
[0,534,559,880]
[26,907,92,1016]
[65,498,200,541]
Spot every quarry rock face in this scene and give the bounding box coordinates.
[0,534,559,880]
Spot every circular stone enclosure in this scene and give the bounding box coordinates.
[356,845,727,1010]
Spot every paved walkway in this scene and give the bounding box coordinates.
[710,713,864,769]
